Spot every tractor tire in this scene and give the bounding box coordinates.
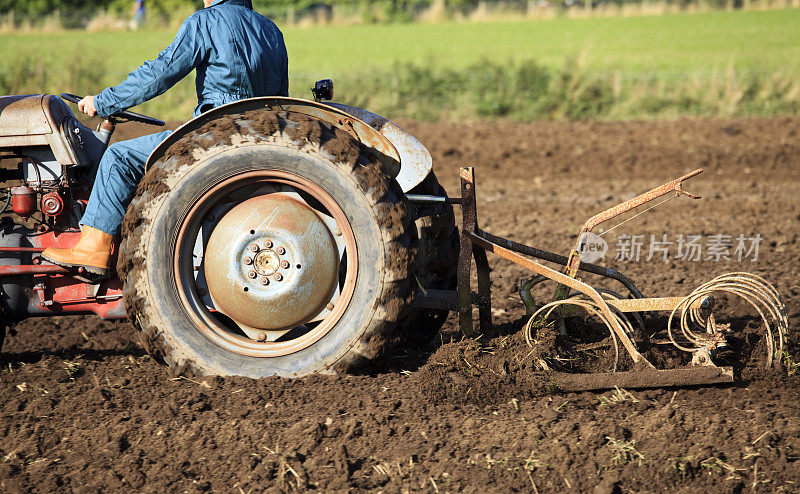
[117,110,417,378]
[405,171,459,344]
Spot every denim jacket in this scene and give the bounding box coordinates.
[94,0,288,118]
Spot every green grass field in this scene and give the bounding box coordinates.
[1,8,798,120]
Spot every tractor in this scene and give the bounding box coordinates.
[0,87,457,377]
[0,85,788,390]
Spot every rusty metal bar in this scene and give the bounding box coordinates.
[55,294,123,306]
[457,167,479,338]
[478,230,644,299]
[607,296,711,313]
[0,247,46,252]
[550,365,733,391]
[580,168,703,235]
[473,245,492,334]
[0,264,69,276]
[555,169,704,305]
[457,237,474,337]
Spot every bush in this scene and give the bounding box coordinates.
[1,48,797,122]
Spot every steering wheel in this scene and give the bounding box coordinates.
[60,93,165,127]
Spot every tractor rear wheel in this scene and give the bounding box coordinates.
[117,110,417,377]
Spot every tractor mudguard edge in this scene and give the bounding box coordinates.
[144,97,433,193]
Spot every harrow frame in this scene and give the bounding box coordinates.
[411,167,787,391]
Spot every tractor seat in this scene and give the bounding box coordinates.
[0,94,81,166]
[0,94,74,138]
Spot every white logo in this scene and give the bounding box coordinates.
[578,232,608,263]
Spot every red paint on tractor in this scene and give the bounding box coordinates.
[11,229,128,319]
[11,186,36,216]
[32,274,125,319]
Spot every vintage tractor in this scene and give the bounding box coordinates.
[0,86,788,389]
[0,89,457,377]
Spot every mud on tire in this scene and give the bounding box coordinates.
[117,110,418,377]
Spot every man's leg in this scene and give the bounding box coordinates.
[80,130,172,236]
[42,130,172,276]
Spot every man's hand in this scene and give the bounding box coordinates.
[78,95,98,117]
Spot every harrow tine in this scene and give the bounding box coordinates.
[524,291,644,373]
[668,272,788,367]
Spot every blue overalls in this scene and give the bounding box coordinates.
[81,0,288,236]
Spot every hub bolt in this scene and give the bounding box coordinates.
[277,246,285,255]
[248,270,257,279]
[250,244,259,252]
[260,277,270,286]
[274,273,283,282]
[244,257,253,265]
[280,260,290,269]
[326,302,335,311]
[256,332,267,342]
[265,239,273,248]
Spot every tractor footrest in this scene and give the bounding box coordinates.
[550,365,734,392]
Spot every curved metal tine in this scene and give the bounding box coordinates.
[706,273,787,325]
[670,273,787,366]
[526,299,621,372]
[708,280,783,349]
[470,231,648,366]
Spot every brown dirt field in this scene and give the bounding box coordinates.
[1,116,799,493]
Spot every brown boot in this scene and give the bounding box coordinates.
[41,226,114,279]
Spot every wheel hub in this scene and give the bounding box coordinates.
[204,193,339,331]
[253,250,280,276]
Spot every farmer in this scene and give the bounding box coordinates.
[42,0,289,278]
[131,0,146,29]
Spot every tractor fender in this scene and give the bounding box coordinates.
[325,103,432,192]
[145,97,429,191]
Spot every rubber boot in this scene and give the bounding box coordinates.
[41,226,114,280]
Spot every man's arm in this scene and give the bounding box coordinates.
[93,15,206,118]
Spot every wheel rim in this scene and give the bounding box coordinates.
[173,170,358,357]
[203,194,340,331]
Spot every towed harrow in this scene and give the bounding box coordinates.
[411,167,788,391]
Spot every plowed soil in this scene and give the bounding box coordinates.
[2,117,799,493]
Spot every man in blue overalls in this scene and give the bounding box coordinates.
[43,0,289,277]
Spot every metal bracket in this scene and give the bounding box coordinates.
[34,283,52,308]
